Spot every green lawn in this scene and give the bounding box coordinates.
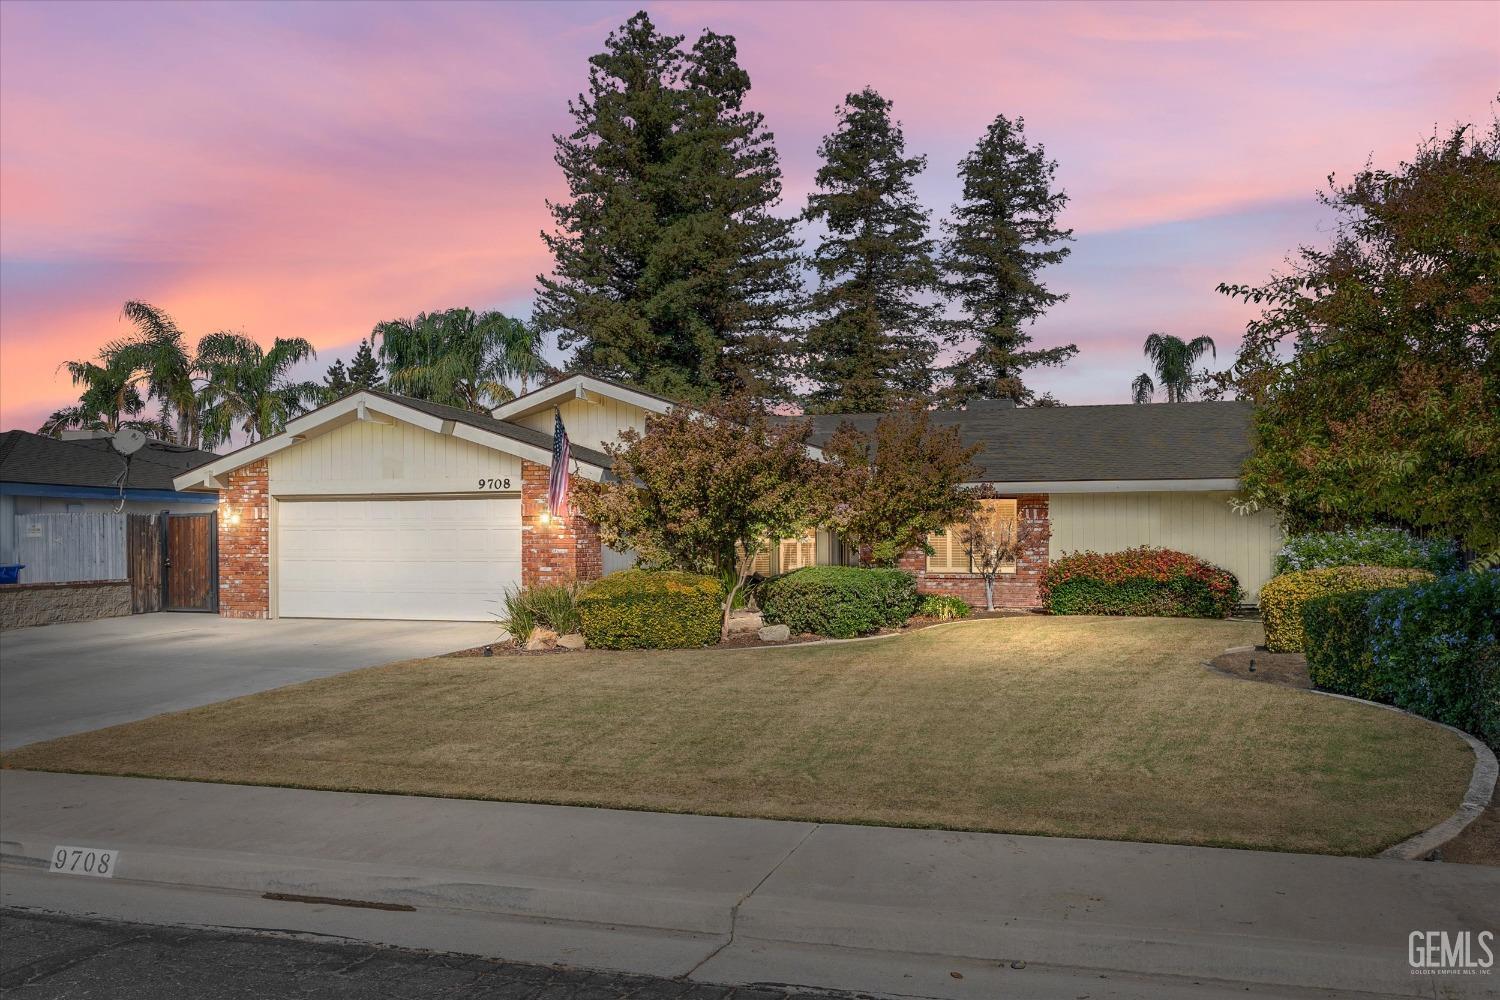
[1,616,1473,855]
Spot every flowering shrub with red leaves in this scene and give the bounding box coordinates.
[1041,547,1241,618]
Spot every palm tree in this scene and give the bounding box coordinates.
[1131,333,1216,403]
[374,308,544,412]
[43,353,148,436]
[109,301,204,446]
[197,333,320,445]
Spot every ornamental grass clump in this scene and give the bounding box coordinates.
[498,582,582,643]
[1259,565,1433,652]
[1275,527,1462,576]
[917,594,972,621]
[1040,547,1240,619]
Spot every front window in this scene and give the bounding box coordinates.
[927,499,1018,574]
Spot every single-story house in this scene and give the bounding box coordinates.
[170,376,1280,621]
[0,429,219,572]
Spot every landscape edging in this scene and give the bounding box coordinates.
[1210,646,1497,862]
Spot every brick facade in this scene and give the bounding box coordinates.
[895,494,1050,609]
[218,460,270,619]
[521,460,604,589]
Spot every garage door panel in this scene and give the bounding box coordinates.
[278,498,520,621]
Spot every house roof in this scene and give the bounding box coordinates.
[490,374,677,422]
[0,429,220,492]
[171,389,615,492]
[795,400,1255,486]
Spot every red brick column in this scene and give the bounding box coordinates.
[218,460,270,619]
[521,460,603,589]
[899,494,1051,609]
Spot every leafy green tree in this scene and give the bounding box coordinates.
[941,114,1077,406]
[197,333,319,445]
[801,87,944,413]
[572,398,827,639]
[823,407,980,565]
[347,338,383,390]
[1214,120,1499,552]
[374,308,539,412]
[1131,333,1216,403]
[41,354,151,437]
[535,11,802,402]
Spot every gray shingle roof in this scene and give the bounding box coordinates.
[0,430,220,491]
[796,401,1255,482]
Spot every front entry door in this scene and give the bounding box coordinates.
[163,512,218,612]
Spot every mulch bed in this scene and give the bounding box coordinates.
[1208,647,1311,689]
[441,609,1037,658]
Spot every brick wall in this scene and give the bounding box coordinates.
[218,460,269,619]
[895,494,1050,609]
[521,460,604,589]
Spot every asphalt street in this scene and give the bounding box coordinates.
[0,910,850,1000]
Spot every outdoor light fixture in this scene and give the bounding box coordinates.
[539,511,551,525]
[224,507,242,526]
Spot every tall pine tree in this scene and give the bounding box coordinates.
[800,87,944,413]
[534,11,801,402]
[940,113,1076,405]
[348,338,383,390]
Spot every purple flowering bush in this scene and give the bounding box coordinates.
[1303,571,1499,748]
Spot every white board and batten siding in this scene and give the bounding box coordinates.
[268,418,520,496]
[268,418,523,621]
[513,396,650,455]
[1048,491,1283,603]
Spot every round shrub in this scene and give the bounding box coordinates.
[759,566,919,638]
[1040,547,1240,618]
[917,594,971,621]
[576,570,723,649]
[1259,566,1433,653]
[1275,527,1461,576]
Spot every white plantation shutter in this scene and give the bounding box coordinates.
[779,534,816,572]
[928,499,1019,574]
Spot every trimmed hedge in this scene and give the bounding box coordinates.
[1275,527,1462,576]
[576,570,723,649]
[1040,547,1240,618]
[759,566,919,638]
[1260,566,1433,652]
[1303,571,1499,749]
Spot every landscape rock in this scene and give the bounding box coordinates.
[555,632,587,651]
[757,624,790,642]
[726,610,764,635]
[524,627,559,651]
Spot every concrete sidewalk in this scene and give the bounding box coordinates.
[2,770,1496,999]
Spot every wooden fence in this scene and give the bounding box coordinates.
[11,513,128,583]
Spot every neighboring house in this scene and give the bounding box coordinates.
[0,430,219,570]
[171,376,1281,623]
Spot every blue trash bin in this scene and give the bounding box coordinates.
[0,564,23,585]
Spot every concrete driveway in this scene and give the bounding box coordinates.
[0,615,499,750]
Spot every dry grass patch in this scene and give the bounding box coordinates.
[2,616,1473,856]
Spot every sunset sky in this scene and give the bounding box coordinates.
[1,0,1495,432]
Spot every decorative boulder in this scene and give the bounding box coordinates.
[757,624,791,642]
[524,627,559,651]
[726,610,764,635]
[555,633,587,651]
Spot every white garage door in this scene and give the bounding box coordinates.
[277,497,521,621]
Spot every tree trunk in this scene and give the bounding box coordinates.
[721,572,748,644]
[984,576,995,612]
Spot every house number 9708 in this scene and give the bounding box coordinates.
[478,478,512,490]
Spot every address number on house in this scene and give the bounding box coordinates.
[50,846,118,878]
[477,478,513,490]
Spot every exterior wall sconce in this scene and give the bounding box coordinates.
[224,507,242,526]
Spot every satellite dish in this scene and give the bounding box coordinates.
[110,427,147,456]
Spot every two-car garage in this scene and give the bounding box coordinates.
[276,497,521,621]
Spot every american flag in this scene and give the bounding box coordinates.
[548,408,570,518]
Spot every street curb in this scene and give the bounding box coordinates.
[1209,647,1497,862]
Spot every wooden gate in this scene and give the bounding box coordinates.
[163,512,218,612]
[126,514,163,613]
